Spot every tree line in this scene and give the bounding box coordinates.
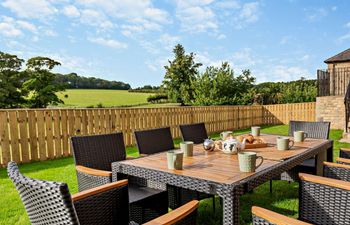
[55,73,130,90]
[162,44,317,106]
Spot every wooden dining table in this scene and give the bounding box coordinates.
[112,134,333,225]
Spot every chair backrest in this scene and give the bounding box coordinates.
[71,132,126,171]
[134,127,174,154]
[8,161,130,225]
[180,122,208,144]
[299,178,350,224]
[7,161,80,225]
[288,121,330,139]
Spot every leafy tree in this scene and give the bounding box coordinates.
[0,52,27,108]
[23,57,66,108]
[192,62,255,105]
[163,44,202,105]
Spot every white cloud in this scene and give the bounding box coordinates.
[2,0,57,19]
[271,65,310,80]
[215,0,240,10]
[76,0,170,33]
[345,22,350,28]
[175,1,218,33]
[0,16,38,37]
[17,20,37,32]
[62,5,80,18]
[0,20,22,37]
[235,2,260,29]
[337,33,350,43]
[331,6,337,11]
[80,9,114,30]
[305,8,328,22]
[158,34,180,50]
[300,54,310,61]
[88,37,127,49]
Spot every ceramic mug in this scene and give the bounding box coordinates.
[251,126,261,136]
[167,151,184,170]
[238,152,264,172]
[220,131,233,140]
[180,141,194,157]
[294,131,308,142]
[276,137,294,150]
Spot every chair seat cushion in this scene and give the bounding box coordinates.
[300,158,315,167]
[128,184,166,204]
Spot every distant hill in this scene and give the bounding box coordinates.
[55,73,131,90]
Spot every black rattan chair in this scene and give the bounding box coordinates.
[339,147,350,159]
[269,121,332,193]
[134,127,216,210]
[324,160,350,181]
[7,161,199,225]
[71,132,168,224]
[179,122,208,144]
[134,127,175,155]
[281,121,331,181]
[253,172,350,225]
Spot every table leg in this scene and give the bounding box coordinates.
[316,147,327,176]
[222,192,240,225]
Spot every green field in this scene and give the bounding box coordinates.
[57,89,152,107]
[1,125,348,225]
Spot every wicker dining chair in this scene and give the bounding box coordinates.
[269,120,332,193]
[253,172,350,225]
[134,127,216,210]
[324,160,350,181]
[179,122,208,144]
[71,132,168,224]
[339,147,350,159]
[7,161,199,225]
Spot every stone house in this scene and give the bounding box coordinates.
[316,48,350,131]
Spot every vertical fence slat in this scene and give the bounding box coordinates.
[0,111,10,165]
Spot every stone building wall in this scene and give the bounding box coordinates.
[316,96,345,130]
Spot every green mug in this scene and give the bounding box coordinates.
[251,126,261,136]
[294,131,308,142]
[276,137,294,150]
[167,151,184,170]
[180,141,194,157]
[238,152,264,172]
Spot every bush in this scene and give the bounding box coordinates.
[147,94,168,103]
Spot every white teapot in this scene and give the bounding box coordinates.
[221,138,246,155]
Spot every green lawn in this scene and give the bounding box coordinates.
[56,89,152,107]
[0,125,348,225]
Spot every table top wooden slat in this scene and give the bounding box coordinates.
[119,134,329,185]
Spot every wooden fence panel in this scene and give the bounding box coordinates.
[0,102,316,167]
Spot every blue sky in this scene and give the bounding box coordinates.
[0,0,349,88]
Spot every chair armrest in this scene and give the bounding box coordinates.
[299,173,350,191]
[252,206,312,225]
[76,165,111,177]
[340,147,350,152]
[324,161,350,169]
[140,153,148,157]
[336,157,350,165]
[143,200,199,225]
[126,156,137,160]
[72,179,128,202]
